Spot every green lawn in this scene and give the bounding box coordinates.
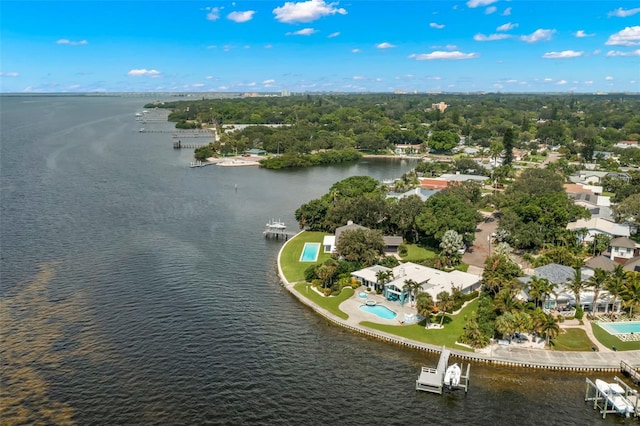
[551,328,595,351]
[280,231,331,283]
[293,282,353,320]
[399,244,437,263]
[360,299,478,352]
[590,322,640,351]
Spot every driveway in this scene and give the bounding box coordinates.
[462,212,498,271]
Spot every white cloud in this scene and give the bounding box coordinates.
[542,50,584,59]
[264,44,273,48]
[205,75,215,80]
[505,79,518,83]
[520,28,556,43]
[502,7,511,16]
[328,31,340,38]
[430,22,445,29]
[445,44,458,50]
[273,0,347,24]
[605,76,614,80]
[543,78,553,82]
[593,49,601,55]
[584,80,593,85]
[227,10,255,22]
[351,48,361,53]
[608,7,640,18]
[497,22,518,31]
[352,75,365,80]
[207,7,220,21]
[606,49,640,56]
[263,79,276,84]
[127,69,161,77]
[556,80,567,85]
[376,42,396,49]
[409,50,479,60]
[0,71,19,77]
[485,6,497,14]
[605,26,640,46]
[56,39,88,45]
[474,33,511,41]
[466,0,497,8]
[574,30,594,38]
[286,27,317,36]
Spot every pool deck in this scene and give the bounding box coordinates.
[277,235,640,371]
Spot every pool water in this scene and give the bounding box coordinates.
[360,305,397,320]
[598,321,640,334]
[300,242,320,262]
[358,292,368,299]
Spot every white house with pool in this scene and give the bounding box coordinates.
[350,262,481,304]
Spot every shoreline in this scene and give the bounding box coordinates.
[276,232,639,371]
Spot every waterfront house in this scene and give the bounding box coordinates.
[322,221,403,255]
[351,262,481,304]
[520,263,621,313]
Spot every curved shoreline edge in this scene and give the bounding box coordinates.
[277,232,640,372]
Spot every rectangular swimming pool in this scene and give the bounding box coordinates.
[598,321,640,335]
[300,242,320,262]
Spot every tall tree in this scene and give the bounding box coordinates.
[587,268,609,313]
[416,292,434,328]
[622,272,640,316]
[435,291,455,326]
[335,229,384,266]
[502,128,515,166]
[439,229,465,268]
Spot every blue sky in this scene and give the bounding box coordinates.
[1,0,639,93]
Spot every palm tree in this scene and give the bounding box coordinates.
[416,292,434,328]
[535,313,560,346]
[436,291,455,326]
[494,288,523,314]
[375,270,393,294]
[402,278,422,306]
[566,267,586,310]
[621,272,640,316]
[606,265,626,314]
[527,276,550,309]
[587,268,609,314]
[495,312,517,342]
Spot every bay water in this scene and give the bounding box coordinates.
[0,95,619,425]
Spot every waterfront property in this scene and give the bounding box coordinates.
[359,304,397,320]
[598,322,640,342]
[351,261,481,304]
[300,242,321,262]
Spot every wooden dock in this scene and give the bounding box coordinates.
[173,140,210,149]
[416,347,470,395]
[622,360,640,385]
[263,220,296,240]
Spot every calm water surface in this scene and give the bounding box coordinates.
[0,95,626,425]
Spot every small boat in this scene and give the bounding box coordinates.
[444,363,461,389]
[595,379,635,417]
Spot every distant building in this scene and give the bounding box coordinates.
[431,102,448,112]
[281,89,291,97]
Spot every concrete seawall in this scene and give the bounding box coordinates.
[276,233,640,372]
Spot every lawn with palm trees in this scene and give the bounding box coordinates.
[360,299,478,352]
[293,282,353,320]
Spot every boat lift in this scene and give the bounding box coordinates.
[585,376,639,419]
[416,347,470,395]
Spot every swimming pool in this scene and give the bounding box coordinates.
[359,304,397,320]
[598,321,640,335]
[300,242,320,262]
